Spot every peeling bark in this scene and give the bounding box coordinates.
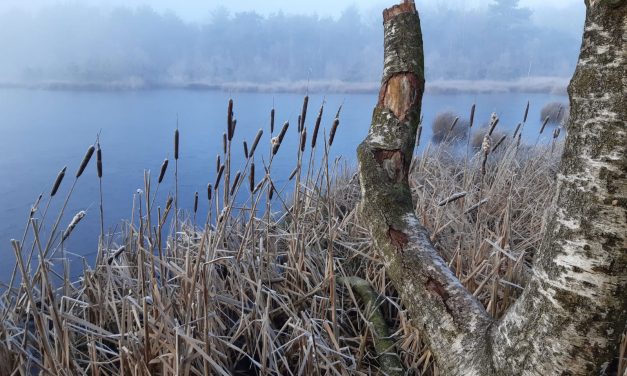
[358,1,626,375]
[492,2,627,374]
[357,1,495,374]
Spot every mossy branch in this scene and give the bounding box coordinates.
[338,276,404,376]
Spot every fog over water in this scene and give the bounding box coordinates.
[0,0,585,88]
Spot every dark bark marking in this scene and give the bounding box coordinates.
[388,227,409,251]
[373,149,405,182]
[426,278,450,302]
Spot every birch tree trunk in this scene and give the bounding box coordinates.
[357,1,626,375]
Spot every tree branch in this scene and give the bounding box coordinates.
[357,1,495,374]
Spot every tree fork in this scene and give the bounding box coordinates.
[358,1,626,375]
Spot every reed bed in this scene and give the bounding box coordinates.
[0,98,625,376]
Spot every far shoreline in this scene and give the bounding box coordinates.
[0,77,569,95]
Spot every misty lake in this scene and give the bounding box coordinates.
[0,88,567,280]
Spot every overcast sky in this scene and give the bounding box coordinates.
[0,0,583,22]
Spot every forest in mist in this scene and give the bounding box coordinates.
[0,0,584,89]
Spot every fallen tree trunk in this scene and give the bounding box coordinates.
[357,1,626,374]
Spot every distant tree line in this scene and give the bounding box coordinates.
[0,0,583,85]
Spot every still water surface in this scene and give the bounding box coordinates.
[0,89,566,279]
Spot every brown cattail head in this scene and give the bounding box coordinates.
[298,115,302,133]
[300,95,309,132]
[230,171,241,196]
[227,99,234,140]
[273,121,290,155]
[300,128,307,152]
[76,145,95,178]
[158,158,169,184]
[243,141,249,159]
[270,108,275,134]
[523,101,530,123]
[62,210,86,242]
[482,135,492,155]
[540,116,550,134]
[553,127,561,139]
[249,129,263,158]
[216,155,221,173]
[215,165,225,189]
[311,103,324,148]
[207,183,212,201]
[229,119,237,141]
[268,181,275,200]
[488,113,499,136]
[174,128,180,160]
[513,122,522,138]
[249,163,255,192]
[96,143,103,178]
[222,133,227,154]
[492,135,507,153]
[193,191,199,213]
[449,117,460,132]
[51,166,67,197]
[469,104,476,128]
[416,125,423,147]
[329,118,340,146]
[289,166,299,181]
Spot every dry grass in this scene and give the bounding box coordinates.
[1,98,625,375]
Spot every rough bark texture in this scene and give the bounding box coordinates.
[358,1,626,375]
[357,1,495,374]
[493,2,627,374]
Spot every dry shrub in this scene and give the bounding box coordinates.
[431,111,469,143]
[540,101,569,125]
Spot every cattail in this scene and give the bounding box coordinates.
[51,166,67,197]
[492,135,507,153]
[335,104,343,119]
[222,133,227,154]
[253,178,265,194]
[230,171,241,196]
[297,115,302,133]
[513,122,522,138]
[449,117,460,133]
[329,118,340,146]
[249,129,263,158]
[230,119,237,141]
[523,101,530,123]
[174,128,179,160]
[300,95,309,132]
[249,163,255,192]
[158,159,169,184]
[553,127,561,139]
[270,108,275,133]
[216,155,221,173]
[469,104,476,128]
[96,143,102,178]
[207,184,212,202]
[289,166,299,181]
[160,196,174,226]
[62,210,86,242]
[76,145,95,178]
[517,133,522,148]
[215,165,225,189]
[107,246,126,265]
[311,103,324,148]
[540,116,550,134]
[227,99,234,140]
[300,128,307,152]
[243,141,249,159]
[416,125,423,146]
[272,121,290,155]
[268,182,275,200]
[488,113,499,136]
[193,191,199,213]
[438,192,467,206]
